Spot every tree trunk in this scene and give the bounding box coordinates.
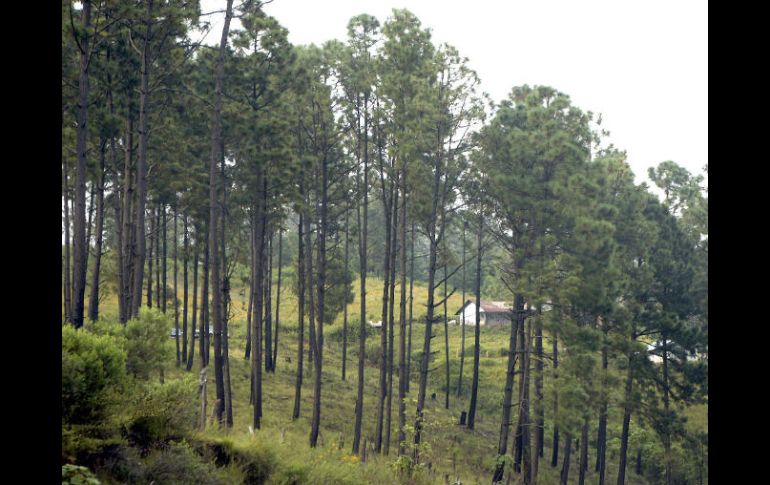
[273,227,283,370]
[200,229,210,367]
[120,111,134,323]
[443,254,450,410]
[662,335,672,485]
[342,215,349,381]
[467,214,483,429]
[534,310,544,479]
[162,206,167,314]
[72,0,92,329]
[252,172,267,428]
[265,228,273,372]
[352,94,369,455]
[156,203,161,312]
[578,418,589,485]
[130,0,154,319]
[492,294,521,482]
[617,353,634,485]
[551,330,559,467]
[375,177,393,453]
[64,159,72,323]
[207,0,233,427]
[397,167,408,455]
[174,208,180,366]
[385,179,399,455]
[560,433,572,485]
[310,147,328,449]
[596,319,609,485]
[246,211,255,360]
[457,221,466,397]
[407,219,415,393]
[187,243,198,371]
[293,213,305,419]
[88,139,105,322]
[182,215,189,364]
[147,204,155,308]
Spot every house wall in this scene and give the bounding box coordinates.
[459,303,482,326]
[485,312,510,327]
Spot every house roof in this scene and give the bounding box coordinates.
[455,300,511,315]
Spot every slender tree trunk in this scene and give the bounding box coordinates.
[578,418,589,485]
[182,215,190,364]
[273,227,282,369]
[88,140,105,321]
[293,213,305,419]
[304,202,316,382]
[120,112,134,323]
[86,183,95,280]
[352,95,369,455]
[596,319,609,485]
[467,214,484,429]
[162,205,167,314]
[375,179,393,453]
[104,52,124,325]
[64,159,72,323]
[617,353,635,485]
[147,204,155,308]
[174,209,180,366]
[207,0,233,427]
[130,0,154,318]
[385,180,399,455]
[443,251,450,410]
[635,447,643,476]
[221,162,233,428]
[397,169,408,455]
[534,311,544,480]
[406,219,415,393]
[457,221,466,397]
[200,230,210,367]
[342,215,349,381]
[252,173,267,428]
[187,236,198,371]
[156,203,161,312]
[309,149,328,449]
[492,295,522,483]
[662,335,672,485]
[246,211,255,360]
[560,433,573,485]
[515,317,533,483]
[71,0,92,329]
[265,229,273,372]
[551,330,560,467]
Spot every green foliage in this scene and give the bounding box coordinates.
[62,325,127,424]
[124,376,197,449]
[143,440,226,485]
[125,308,174,379]
[62,464,101,485]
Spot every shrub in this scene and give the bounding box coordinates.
[62,464,101,485]
[125,376,198,450]
[327,319,378,344]
[125,308,173,379]
[144,441,225,485]
[62,325,127,424]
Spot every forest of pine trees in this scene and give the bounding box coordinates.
[62,2,707,484]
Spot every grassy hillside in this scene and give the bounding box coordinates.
[64,271,704,484]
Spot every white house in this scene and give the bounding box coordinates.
[454,300,512,327]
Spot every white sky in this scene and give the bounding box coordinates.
[198,0,707,187]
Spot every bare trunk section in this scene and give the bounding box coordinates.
[72,0,92,328]
[264,229,273,372]
[578,418,589,485]
[385,179,399,455]
[467,215,483,429]
[64,147,72,322]
[182,215,190,364]
[130,0,154,319]
[273,227,283,369]
[342,216,349,381]
[551,330,560,467]
[147,205,155,308]
[88,139,105,321]
[397,169,408,455]
[292,213,305,419]
[492,294,522,483]
[560,433,573,485]
[406,219,415,393]
[200,230,210,367]
[617,352,635,485]
[187,231,198,371]
[174,209,180,366]
[457,221,466,397]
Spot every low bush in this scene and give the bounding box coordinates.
[125,308,174,379]
[62,325,127,424]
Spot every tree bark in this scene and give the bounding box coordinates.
[174,208,180,366]
[560,433,573,485]
[492,294,521,483]
[397,167,408,455]
[130,0,154,319]
[595,319,609,485]
[551,330,560,467]
[147,204,155,308]
[182,215,189,364]
[88,139,105,322]
[375,173,393,453]
[293,213,305,419]
[200,228,210,367]
[120,111,134,323]
[162,205,168,313]
[617,353,635,485]
[187,241,198,371]
[534,311,544,479]
[273,227,283,370]
[155,203,161,312]
[578,418,589,485]
[467,214,483,429]
[342,215,349,381]
[265,228,273,372]
[406,219,415,393]
[385,178,399,455]
[63,146,72,322]
[352,94,369,455]
[443,250,450,410]
[71,0,92,328]
[457,221,466,397]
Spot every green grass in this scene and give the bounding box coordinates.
[69,269,704,484]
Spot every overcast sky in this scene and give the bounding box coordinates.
[198,0,707,187]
